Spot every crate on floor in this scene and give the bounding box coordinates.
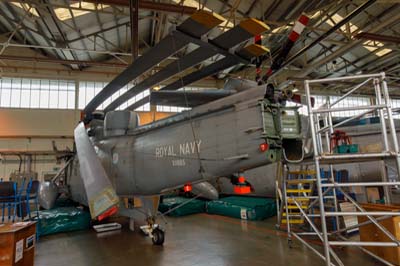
[34,207,91,236]
[158,196,206,217]
[206,196,276,221]
[333,144,359,154]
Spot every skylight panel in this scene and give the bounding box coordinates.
[325,13,392,57]
[10,2,39,17]
[54,2,110,21]
[171,0,234,31]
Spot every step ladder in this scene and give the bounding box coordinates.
[281,170,316,226]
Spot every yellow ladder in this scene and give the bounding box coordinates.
[281,170,316,225]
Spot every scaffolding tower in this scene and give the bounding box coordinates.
[284,72,400,266]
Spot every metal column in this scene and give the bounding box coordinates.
[130,0,139,60]
[305,80,332,266]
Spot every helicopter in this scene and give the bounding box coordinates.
[64,10,310,245]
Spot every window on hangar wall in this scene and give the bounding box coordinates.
[391,99,400,119]
[286,95,371,118]
[156,105,190,113]
[0,77,75,109]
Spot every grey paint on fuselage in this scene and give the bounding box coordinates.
[69,84,302,207]
[94,97,270,196]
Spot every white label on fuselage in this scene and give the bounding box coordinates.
[240,208,247,220]
[112,153,119,164]
[155,140,201,158]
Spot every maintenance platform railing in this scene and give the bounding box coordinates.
[283,72,400,266]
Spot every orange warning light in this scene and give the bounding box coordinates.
[238,176,246,184]
[234,176,251,194]
[259,143,269,152]
[183,183,192,192]
[234,185,251,194]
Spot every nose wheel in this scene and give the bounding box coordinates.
[152,227,165,245]
[140,216,165,245]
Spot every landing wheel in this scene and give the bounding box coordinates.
[152,228,165,245]
[288,238,293,248]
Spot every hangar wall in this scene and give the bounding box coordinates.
[0,108,172,181]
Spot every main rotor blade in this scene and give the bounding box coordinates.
[160,44,268,92]
[150,90,234,107]
[74,122,119,220]
[83,10,225,116]
[104,18,269,112]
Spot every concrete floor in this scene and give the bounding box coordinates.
[35,214,381,266]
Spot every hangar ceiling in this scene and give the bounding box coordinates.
[0,0,398,94]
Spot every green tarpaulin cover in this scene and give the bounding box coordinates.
[206,196,276,221]
[35,207,91,236]
[159,196,206,217]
